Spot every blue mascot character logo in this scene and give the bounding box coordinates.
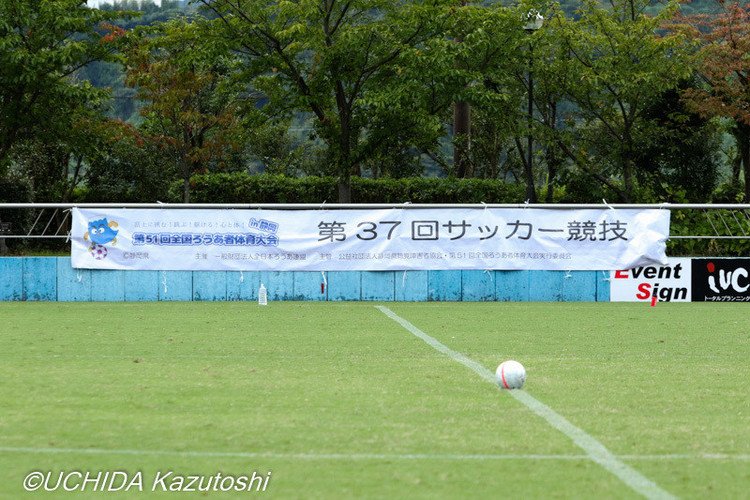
[85,218,119,245]
[84,218,119,260]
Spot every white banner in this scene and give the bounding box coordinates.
[71,208,670,271]
[610,258,692,302]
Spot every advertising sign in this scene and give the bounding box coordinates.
[691,258,750,302]
[610,258,692,302]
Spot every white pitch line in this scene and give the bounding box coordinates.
[0,447,748,462]
[375,305,676,500]
[0,447,585,461]
[620,454,750,461]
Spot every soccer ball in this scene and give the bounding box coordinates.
[496,360,526,389]
[89,244,108,260]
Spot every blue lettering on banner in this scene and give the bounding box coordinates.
[132,233,279,247]
[249,218,279,234]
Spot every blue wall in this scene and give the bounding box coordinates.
[0,257,611,302]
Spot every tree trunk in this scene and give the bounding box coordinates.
[452,0,470,179]
[486,133,501,179]
[62,155,84,204]
[333,78,356,203]
[525,55,537,203]
[621,132,634,202]
[732,153,741,185]
[544,144,562,203]
[182,158,191,204]
[621,164,633,202]
[513,136,537,203]
[523,152,537,202]
[453,101,471,177]
[544,102,559,203]
[338,175,352,203]
[183,177,190,203]
[736,123,750,201]
[336,133,354,203]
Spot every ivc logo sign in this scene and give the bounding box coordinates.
[610,258,692,302]
[691,259,750,302]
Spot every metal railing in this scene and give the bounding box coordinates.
[0,203,749,253]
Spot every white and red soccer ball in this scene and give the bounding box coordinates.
[496,360,526,389]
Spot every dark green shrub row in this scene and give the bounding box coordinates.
[174,174,337,204]
[174,173,530,204]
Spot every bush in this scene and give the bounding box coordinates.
[668,207,750,257]
[0,175,34,253]
[81,139,176,203]
[0,175,33,204]
[178,173,529,204]
[712,180,745,203]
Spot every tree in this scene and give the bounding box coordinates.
[451,3,567,201]
[679,1,750,201]
[521,7,575,203]
[0,0,125,170]
[82,120,178,202]
[550,0,695,201]
[452,0,471,180]
[632,85,723,202]
[243,119,326,177]
[123,17,248,202]
[10,111,115,202]
[197,0,457,201]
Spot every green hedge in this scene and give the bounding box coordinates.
[0,175,34,253]
[174,173,530,204]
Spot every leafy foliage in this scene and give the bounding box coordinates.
[0,174,33,252]
[123,17,249,202]
[632,85,723,202]
[0,0,126,169]
[668,208,750,256]
[196,0,461,201]
[549,0,696,201]
[175,172,529,204]
[678,1,750,200]
[80,121,176,202]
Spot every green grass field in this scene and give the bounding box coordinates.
[1,302,749,498]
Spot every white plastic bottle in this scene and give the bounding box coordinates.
[258,283,268,306]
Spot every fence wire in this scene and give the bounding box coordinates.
[1,203,749,256]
